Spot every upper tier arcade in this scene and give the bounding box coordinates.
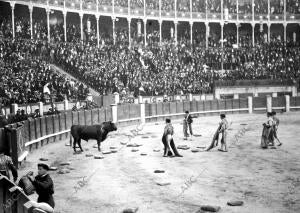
[3,0,300,48]
[7,0,300,23]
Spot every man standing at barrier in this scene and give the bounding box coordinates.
[183,111,193,140]
[29,163,55,208]
[0,151,18,182]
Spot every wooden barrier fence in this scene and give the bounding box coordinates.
[1,95,300,168]
[0,128,5,153]
[0,175,36,213]
[290,96,300,110]
[0,107,112,168]
[144,98,249,123]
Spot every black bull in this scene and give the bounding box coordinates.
[70,121,117,152]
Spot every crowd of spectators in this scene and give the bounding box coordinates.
[52,37,299,96]
[270,0,284,15]
[146,0,159,10]
[254,0,300,15]
[1,2,300,108]
[177,0,190,12]
[222,40,300,81]
[35,0,300,15]
[287,0,300,14]
[0,16,12,38]
[115,0,128,8]
[161,0,174,11]
[78,0,300,15]
[32,19,47,40]
[254,0,268,14]
[98,0,112,6]
[66,23,81,43]
[50,22,64,42]
[192,0,206,13]
[0,37,89,107]
[224,31,236,48]
[130,0,144,9]
[15,17,31,39]
[224,0,236,13]
[238,0,252,14]
[207,0,221,13]
[222,0,252,14]
[193,28,206,47]
[1,15,89,44]
[239,33,252,47]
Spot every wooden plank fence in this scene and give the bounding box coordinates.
[0,96,299,169]
[0,175,35,213]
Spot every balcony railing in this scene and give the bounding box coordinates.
[49,0,64,7]
[227,13,238,21]
[254,14,269,21]
[130,8,144,16]
[82,0,97,11]
[286,13,300,21]
[161,10,175,18]
[270,14,284,21]
[114,6,128,16]
[10,0,300,22]
[207,12,222,21]
[98,5,113,14]
[31,0,46,4]
[192,12,206,19]
[238,13,253,21]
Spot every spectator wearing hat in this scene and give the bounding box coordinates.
[20,109,28,121]
[33,109,41,118]
[14,109,22,123]
[28,163,55,208]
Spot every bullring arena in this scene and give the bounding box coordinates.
[1,0,300,212]
[18,112,300,213]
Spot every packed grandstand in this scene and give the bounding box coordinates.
[0,0,299,108]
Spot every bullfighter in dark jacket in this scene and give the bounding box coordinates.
[183,111,193,140]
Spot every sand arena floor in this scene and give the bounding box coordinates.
[19,112,300,213]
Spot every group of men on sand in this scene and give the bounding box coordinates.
[161,111,229,157]
[261,111,282,148]
[161,109,283,157]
